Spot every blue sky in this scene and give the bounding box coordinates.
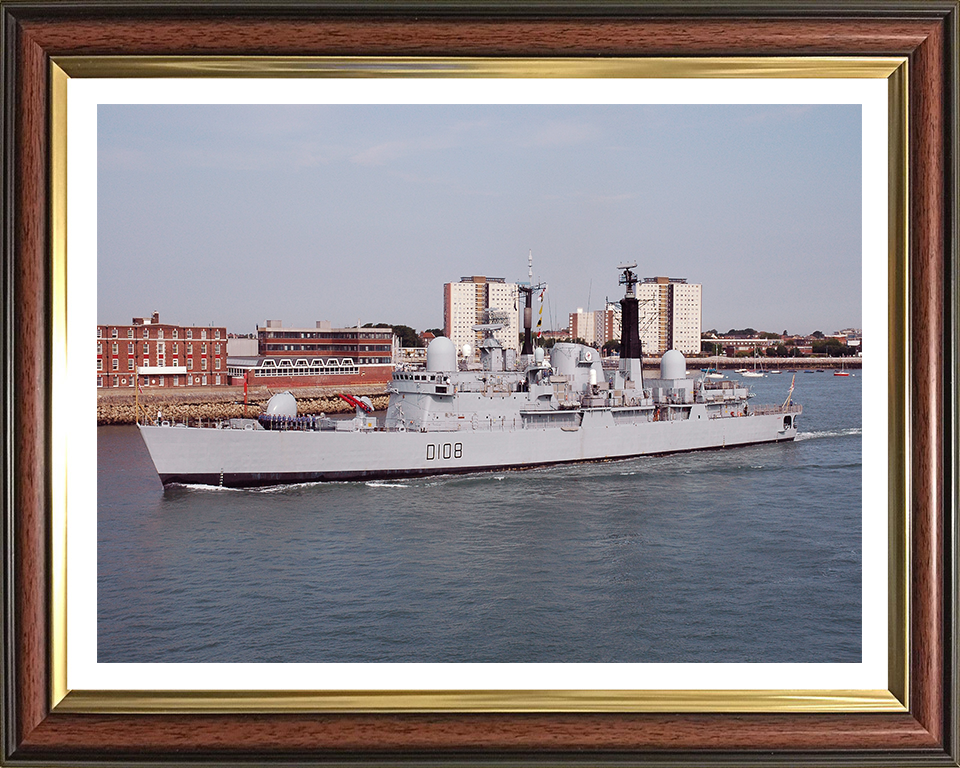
[98,103,861,336]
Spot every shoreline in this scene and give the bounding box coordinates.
[98,384,388,426]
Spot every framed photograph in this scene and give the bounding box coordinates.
[2,2,957,765]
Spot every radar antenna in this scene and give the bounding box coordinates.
[618,262,639,297]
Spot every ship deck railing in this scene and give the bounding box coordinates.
[748,403,803,416]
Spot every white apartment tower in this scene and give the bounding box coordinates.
[636,276,702,355]
[444,276,520,358]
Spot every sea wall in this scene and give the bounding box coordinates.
[98,385,389,426]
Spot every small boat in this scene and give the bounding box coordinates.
[741,354,765,378]
[769,369,782,374]
[703,367,725,380]
[834,360,851,377]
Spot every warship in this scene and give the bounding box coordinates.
[138,265,802,487]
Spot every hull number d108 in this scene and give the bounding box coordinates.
[426,442,463,461]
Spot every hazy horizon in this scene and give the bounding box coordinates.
[98,103,862,337]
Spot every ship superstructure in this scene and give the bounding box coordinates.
[138,266,801,487]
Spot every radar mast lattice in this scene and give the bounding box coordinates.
[519,250,548,356]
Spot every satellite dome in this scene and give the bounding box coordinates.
[264,391,297,417]
[660,349,686,380]
[426,336,457,372]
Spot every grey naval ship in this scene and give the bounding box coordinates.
[138,265,802,487]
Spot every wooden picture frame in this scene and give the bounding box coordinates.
[2,2,957,764]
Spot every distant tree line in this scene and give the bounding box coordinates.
[363,322,422,348]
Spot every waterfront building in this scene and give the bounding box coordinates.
[96,312,226,388]
[443,276,520,360]
[569,303,621,348]
[225,320,396,388]
[636,276,702,356]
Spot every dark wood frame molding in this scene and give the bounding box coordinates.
[2,2,957,765]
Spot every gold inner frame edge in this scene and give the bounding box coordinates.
[49,55,910,715]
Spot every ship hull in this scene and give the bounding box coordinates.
[139,410,798,488]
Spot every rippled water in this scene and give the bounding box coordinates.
[98,372,861,663]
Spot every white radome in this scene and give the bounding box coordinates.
[264,391,298,417]
[426,336,458,372]
[660,349,686,380]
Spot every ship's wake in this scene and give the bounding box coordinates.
[795,427,862,442]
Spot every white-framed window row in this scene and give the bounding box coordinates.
[252,358,361,377]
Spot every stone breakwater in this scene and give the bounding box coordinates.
[98,386,389,426]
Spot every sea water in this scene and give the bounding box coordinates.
[98,371,861,663]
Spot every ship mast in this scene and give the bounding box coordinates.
[618,263,644,387]
[518,250,547,359]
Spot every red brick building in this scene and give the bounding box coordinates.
[97,312,227,389]
[225,320,396,389]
